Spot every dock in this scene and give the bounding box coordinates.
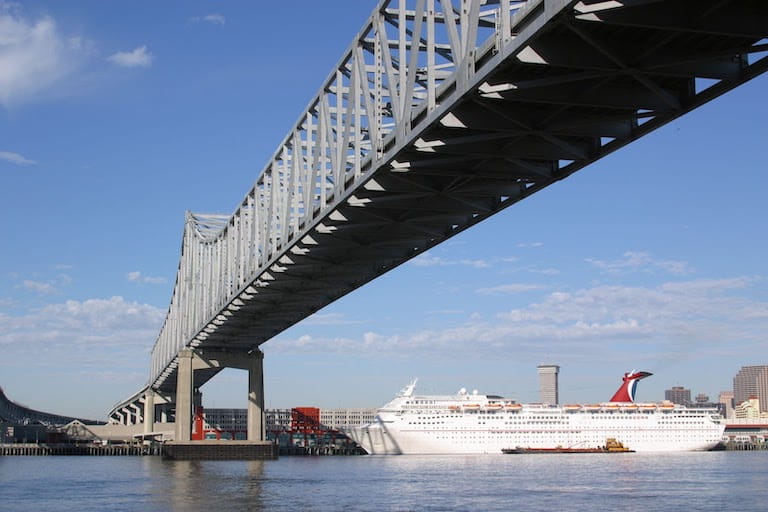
[0,443,158,456]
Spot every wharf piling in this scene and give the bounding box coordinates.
[723,441,768,451]
[279,444,365,456]
[1,442,361,457]
[0,443,160,456]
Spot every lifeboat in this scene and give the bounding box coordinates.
[463,404,480,410]
[583,404,601,412]
[602,403,620,410]
[505,403,523,411]
[448,405,461,411]
[563,404,582,412]
[639,403,657,411]
[485,403,503,410]
[622,404,638,411]
[659,403,675,411]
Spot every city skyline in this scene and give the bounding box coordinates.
[1,1,766,419]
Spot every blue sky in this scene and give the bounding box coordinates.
[1,1,766,420]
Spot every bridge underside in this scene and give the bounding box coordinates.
[110,0,767,428]
[158,0,767,394]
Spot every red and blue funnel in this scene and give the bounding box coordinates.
[609,370,653,403]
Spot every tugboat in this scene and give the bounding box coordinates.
[502,438,634,454]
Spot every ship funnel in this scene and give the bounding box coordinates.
[609,370,652,402]
[399,378,418,397]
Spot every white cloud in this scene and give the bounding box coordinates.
[516,242,543,248]
[0,295,164,418]
[476,283,544,295]
[304,312,363,326]
[586,251,691,275]
[461,259,490,269]
[189,14,226,26]
[13,272,72,294]
[21,279,57,294]
[660,277,752,294]
[0,150,36,165]
[0,296,165,348]
[107,45,152,68]
[268,276,767,361]
[0,5,90,107]
[411,255,447,266]
[426,309,465,315]
[411,253,490,268]
[127,271,166,284]
[500,262,560,277]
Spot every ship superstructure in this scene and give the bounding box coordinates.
[346,372,725,454]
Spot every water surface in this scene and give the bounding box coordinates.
[1,452,765,511]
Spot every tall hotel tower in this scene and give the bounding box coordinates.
[733,365,768,412]
[537,364,560,405]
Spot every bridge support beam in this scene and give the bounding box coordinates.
[130,403,142,425]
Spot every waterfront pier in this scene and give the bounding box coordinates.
[0,443,158,456]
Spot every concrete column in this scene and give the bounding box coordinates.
[175,349,194,442]
[247,349,266,442]
[143,389,156,435]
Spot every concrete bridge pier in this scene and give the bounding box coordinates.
[143,389,155,436]
[175,349,195,441]
[174,348,266,443]
[247,349,265,442]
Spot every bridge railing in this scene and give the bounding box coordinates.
[149,0,536,387]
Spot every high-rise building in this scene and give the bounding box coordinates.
[665,386,691,405]
[733,365,768,412]
[537,364,559,405]
[719,391,735,419]
[695,393,709,404]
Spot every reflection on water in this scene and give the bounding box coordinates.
[1,452,767,511]
[155,460,265,511]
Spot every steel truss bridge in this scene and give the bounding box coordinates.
[109,0,767,437]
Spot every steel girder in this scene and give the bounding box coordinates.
[113,0,767,411]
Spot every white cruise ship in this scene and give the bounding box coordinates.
[346,371,725,454]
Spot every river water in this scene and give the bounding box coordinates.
[1,452,766,511]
